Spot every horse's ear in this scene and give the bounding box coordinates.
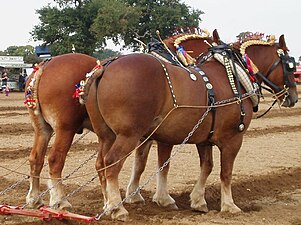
[212,29,221,44]
[279,34,289,51]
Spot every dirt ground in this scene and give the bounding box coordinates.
[0,91,300,225]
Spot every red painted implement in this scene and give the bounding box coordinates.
[0,204,95,222]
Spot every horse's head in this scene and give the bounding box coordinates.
[163,29,221,65]
[238,34,298,107]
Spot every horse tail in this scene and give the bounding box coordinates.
[79,56,119,104]
[78,64,105,104]
[24,60,48,116]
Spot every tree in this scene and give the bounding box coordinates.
[93,48,121,60]
[31,0,204,55]
[31,1,98,55]
[91,0,203,50]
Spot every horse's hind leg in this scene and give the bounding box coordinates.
[125,140,153,204]
[26,116,52,208]
[190,144,213,213]
[47,129,75,209]
[95,134,115,211]
[104,134,141,221]
[152,142,177,209]
[219,136,243,213]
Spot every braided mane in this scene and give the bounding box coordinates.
[239,34,276,56]
[231,33,277,74]
[165,30,211,48]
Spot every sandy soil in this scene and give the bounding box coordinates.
[0,91,300,225]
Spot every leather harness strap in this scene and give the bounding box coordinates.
[191,66,216,140]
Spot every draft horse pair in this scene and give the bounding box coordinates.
[24,31,217,211]
[24,31,298,221]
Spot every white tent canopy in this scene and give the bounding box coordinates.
[0,56,32,69]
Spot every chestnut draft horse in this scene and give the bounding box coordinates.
[24,53,97,209]
[23,32,217,210]
[125,35,300,210]
[84,34,298,220]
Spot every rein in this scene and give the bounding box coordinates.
[255,86,289,119]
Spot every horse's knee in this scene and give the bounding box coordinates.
[28,153,38,165]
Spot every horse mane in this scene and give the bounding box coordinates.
[164,30,211,48]
[162,30,212,66]
[239,35,276,56]
[231,33,277,75]
[231,32,276,55]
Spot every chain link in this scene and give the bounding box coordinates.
[0,131,91,199]
[213,89,257,106]
[22,149,97,209]
[0,176,30,196]
[53,175,98,208]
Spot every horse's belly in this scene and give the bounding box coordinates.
[150,108,213,144]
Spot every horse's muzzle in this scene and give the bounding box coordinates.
[282,94,298,107]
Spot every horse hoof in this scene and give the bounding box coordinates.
[221,203,242,214]
[165,203,179,210]
[26,198,44,209]
[51,200,72,210]
[191,203,208,213]
[125,193,145,205]
[152,195,178,209]
[111,207,129,221]
[58,200,72,210]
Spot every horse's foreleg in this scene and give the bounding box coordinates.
[152,142,177,209]
[125,140,153,204]
[26,128,52,208]
[47,129,74,209]
[219,137,242,213]
[104,134,141,221]
[190,144,213,212]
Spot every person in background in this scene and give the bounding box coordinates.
[4,84,10,96]
[1,72,9,93]
[18,73,25,92]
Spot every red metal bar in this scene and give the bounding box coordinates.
[0,204,96,223]
[0,205,52,221]
[40,206,96,223]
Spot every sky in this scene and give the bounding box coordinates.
[0,0,300,59]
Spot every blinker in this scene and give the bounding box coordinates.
[283,56,296,73]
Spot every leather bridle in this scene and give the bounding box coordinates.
[256,48,296,97]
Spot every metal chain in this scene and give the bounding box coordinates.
[21,150,97,209]
[213,89,257,106]
[54,174,98,208]
[0,130,91,200]
[94,105,212,220]
[71,130,90,145]
[0,176,30,196]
